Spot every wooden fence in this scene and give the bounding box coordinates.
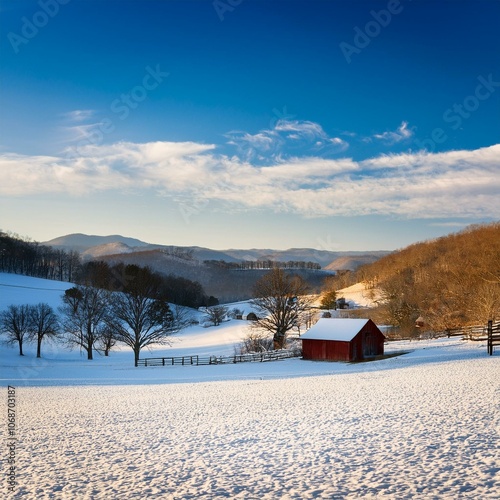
[137,349,299,367]
[445,320,500,340]
[487,320,500,355]
[444,320,500,355]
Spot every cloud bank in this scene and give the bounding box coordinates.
[1,139,499,220]
[225,119,349,161]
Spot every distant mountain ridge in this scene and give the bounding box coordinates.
[44,233,150,253]
[43,233,390,269]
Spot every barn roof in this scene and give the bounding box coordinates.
[301,318,372,342]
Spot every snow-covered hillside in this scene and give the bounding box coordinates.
[336,281,381,308]
[0,273,499,499]
[0,273,74,310]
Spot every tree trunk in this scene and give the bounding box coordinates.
[87,326,93,360]
[134,346,140,367]
[273,334,285,350]
[19,341,24,356]
[36,338,41,358]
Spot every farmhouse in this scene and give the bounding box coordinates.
[301,318,385,362]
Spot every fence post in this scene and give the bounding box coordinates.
[488,320,493,355]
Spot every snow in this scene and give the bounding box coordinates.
[300,318,371,341]
[0,273,74,311]
[1,273,499,499]
[336,282,380,308]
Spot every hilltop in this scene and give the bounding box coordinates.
[337,222,500,333]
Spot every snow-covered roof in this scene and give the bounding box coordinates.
[301,318,371,342]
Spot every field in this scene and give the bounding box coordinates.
[1,274,499,499]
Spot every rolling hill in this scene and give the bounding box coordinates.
[348,222,500,331]
[44,233,389,269]
[41,233,390,302]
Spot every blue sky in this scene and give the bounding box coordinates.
[1,0,499,251]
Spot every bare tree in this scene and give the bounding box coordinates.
[0,304,32,356]
[171,304,197,330]
[60,285,112,360]
[239,330,273,354]
[109,265,179,366]
[29,303,60,358]
[250,268,313,349]
[202,305,229,327]
[96,324,117,357]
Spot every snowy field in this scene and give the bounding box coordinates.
[336,282,380,309]
[1,273,499,499]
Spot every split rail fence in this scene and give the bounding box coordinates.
[445,320,500,355]
[137,349,298,367]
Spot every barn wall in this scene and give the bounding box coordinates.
[326,340,351,361]
[353,321,385,359]
[302,319,385,362]
[301,339,324,360]
[351,335,364,361]
[302,339,351,361]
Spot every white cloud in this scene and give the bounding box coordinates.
[274,119,325,137]
[1,141,499,220]
[62,109,96,122]
[58,109,109,144]
[225,119,349,160]
[372,121,414,144]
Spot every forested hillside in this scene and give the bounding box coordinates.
[97,249,327,302]
[0,232,213,308]
[348,223,500,333]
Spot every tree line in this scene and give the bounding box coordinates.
[0,231,216,308]
[0,231,80,282]
[204,259,322,271]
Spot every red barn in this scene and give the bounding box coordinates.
[301,318,385,362]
